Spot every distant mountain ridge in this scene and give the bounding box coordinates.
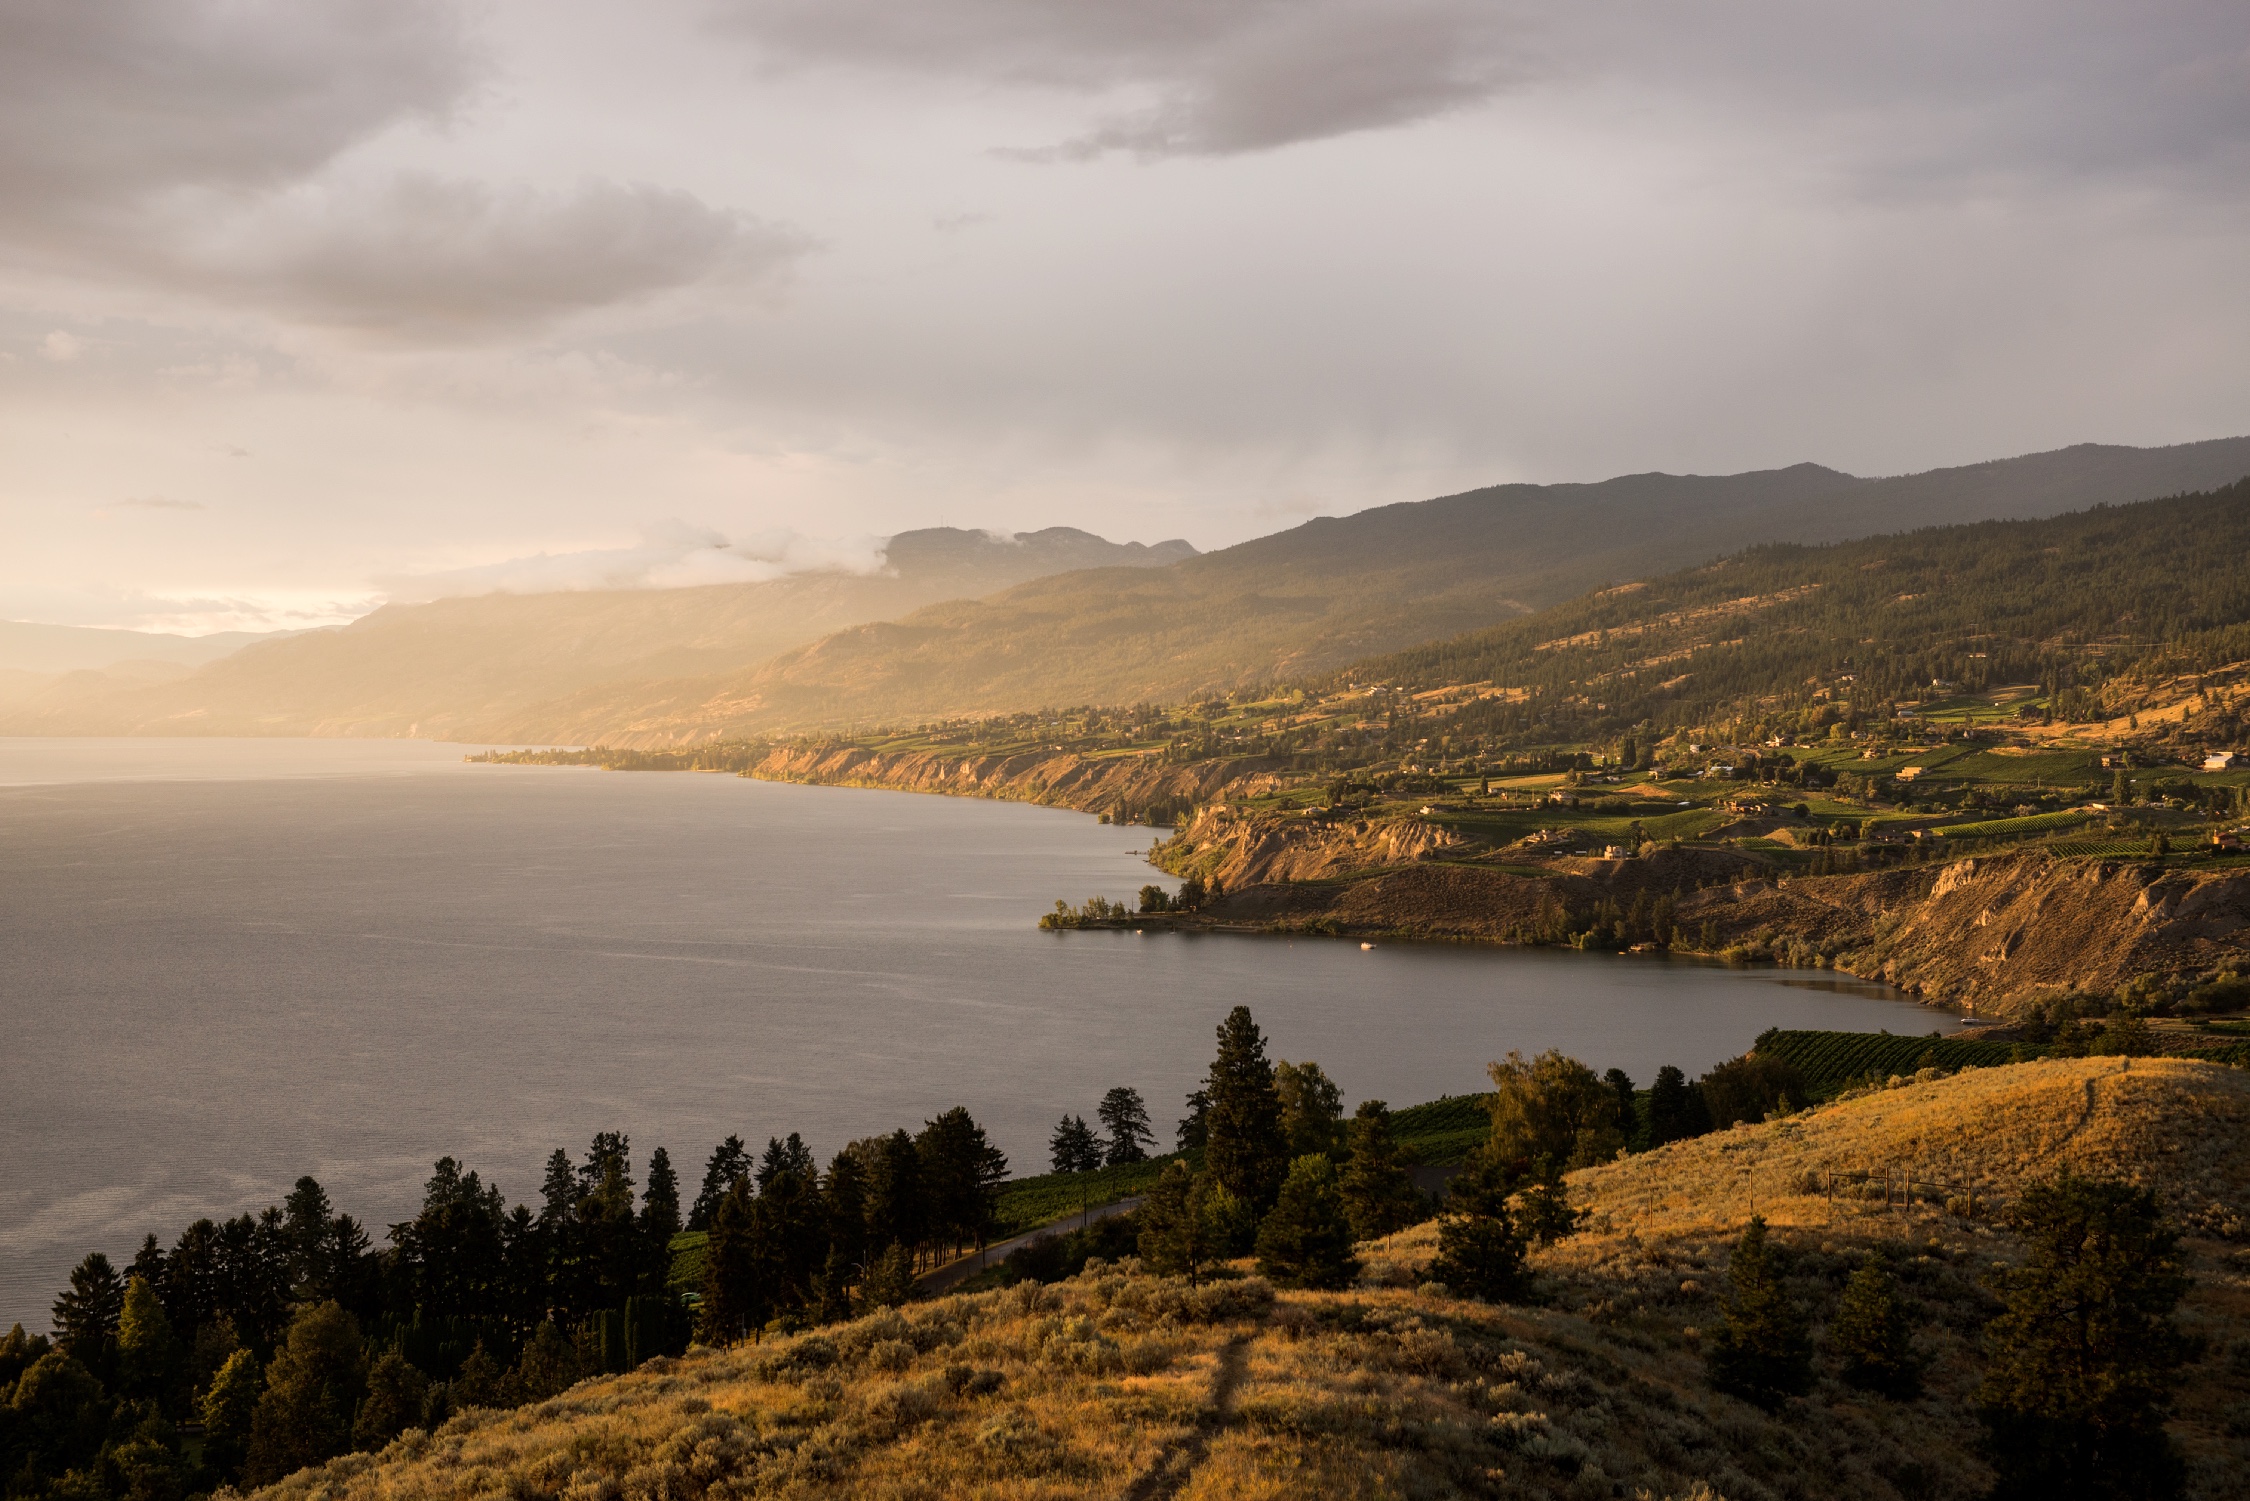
[0,527,1193,738]
[10,436,2248,743]
[543,437,2250,745]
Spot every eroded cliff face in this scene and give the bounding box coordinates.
[738,744,1285,822]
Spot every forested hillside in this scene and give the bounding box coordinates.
[1351,478,2250,749]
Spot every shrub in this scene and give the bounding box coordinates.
[1704,1219,1812,1409]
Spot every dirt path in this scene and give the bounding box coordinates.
[1123,1332,1253,1501]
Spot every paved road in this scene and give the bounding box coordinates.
[919,1195,1144,1294]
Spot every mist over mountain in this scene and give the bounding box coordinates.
[522,437,2250,745]
[0,528,1192,738]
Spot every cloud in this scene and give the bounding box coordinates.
[111,497,204,511]
[168,174,810,340]
[0,2,809,339]
[39,331,81,361]
[0,583,375,634]
[377,522,888,602]
[716,0,2250,184]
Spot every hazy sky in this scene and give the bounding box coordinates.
[5,0,2247,632]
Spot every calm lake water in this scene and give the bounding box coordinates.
[0,738,1954,1329]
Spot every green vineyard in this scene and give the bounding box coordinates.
[1758,1028,2250,1084]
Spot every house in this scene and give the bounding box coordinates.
[2205,751,2247,770]
[2214,830,2243,852]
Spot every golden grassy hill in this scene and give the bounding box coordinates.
[248,1061,2250,1501]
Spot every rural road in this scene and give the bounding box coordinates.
[918,1195,1144,1294]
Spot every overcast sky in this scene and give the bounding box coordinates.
[4,0,2247,632]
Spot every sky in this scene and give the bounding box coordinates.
[3,0,2247,633]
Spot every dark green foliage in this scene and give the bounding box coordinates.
[1253,1155,1360,1290]
[864,1130,927,1260]
[698,1181,765,1346]
[1339,1100,1423,1243]
[1483,1049,1624,1178]
[113,1277,173,1402]
[511,1321,585,1401]
[1602,1068,1638,1150]
[810,1247,856,1325]
[916,1106,1009,1256]
[1757,1028,2057,1084]
[1645,1064,1710,1147]
[1706,1218,1813,1409]
[198,1348,261,1476]
[1275,1060,1346,1159]
[351,1351,428,1449]
[756,1133,816,1191]
[244,1302,365,1484]
[1202,1007,1290,1210]
[1429,1167,1529,1303]
[1516,1155,1579,1246]
[1096,1086,1156,1165]
[1830,1255,1924,1399]
[7,1350,110,1478]
[642,1147,682,1242]
[822,1150,870,1271]
[858,1243,917,1310]
[1700,1052,1808,1129]
[449,1340,501,1406]
[688,1135,749,1232]
[1049,1114,1103,1175]
[1978,1174,2192,1501]
[1175,1088,1211,1151]
[50,1254,124,1369]
[1135,1162,1223,1285]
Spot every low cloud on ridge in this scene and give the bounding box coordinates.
[376,523,888,603]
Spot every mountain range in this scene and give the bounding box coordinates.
[7,436,2248,743]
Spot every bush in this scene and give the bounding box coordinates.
[1253,1156,1359,1290]
[1705,1219,1812,1409]
[1828,1255,1924,1399]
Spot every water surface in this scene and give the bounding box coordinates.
[0,738,1952,1328]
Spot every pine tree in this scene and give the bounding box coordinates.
[50,1252,124,1368]
[822,1151,869,1272]
[451,1339,501,1406]
[1049,1114,1103,1174]
[858,1242,917,1309]
[866,1129,926,1264]
[1977,1174,2191,1501]
[642,1146,682,1242]
[1338,1100,1422,1243]
[1830,1254,1923,1398]
[1645,1064,1708,1147]
[810,1246,856,1325]
[689,1136,750,1232]
[1204,1006,1288,1210]
[1428,1166,1528,1302]
[756,1133,816,1191]
[1603,1067,1639,1149]
[1135,1161,1219,1284]
[1254,1155,1360,1290]
[1517,1155,1580,1246]
[244,1302,365,1484]
[699,1181,764,1346]
[351,1351,429,1449]
[511,1321,585,1402]
[1175,1088,1212,1151]
[1096,1086,1156,1165]
[115,1274,174,1400]
[1705,1218,1813,1409]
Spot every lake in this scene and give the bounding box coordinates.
[0,738,1954,1329]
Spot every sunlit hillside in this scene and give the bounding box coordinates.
[244,1059,2250,1501]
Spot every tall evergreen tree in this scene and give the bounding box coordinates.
[114,1275,174,1401]
[200,1348,262,1480]
[1830,1254,1924,1399]
[1602,1067,1639,1149]
[1338,1100,1422,1243]
[918,1107,1008,1256]
[642,1147,682,1242]
[689,1135,750,1232]
[1203,1006,1288,1210]
[50,1252,124,1369]
[822,1150,870,1272]
[352,1351,429,1450]
[699,1181,765,1346]
[1175,1088,1212,1151]
[1096,1086,1156,1165]
[757,1133,817,1191]
[1706,1218,1813,1409]
[1517,1155,1580,1246]
[1136,1162,1220,1285]
[1049,1114,1103,1174]
[1645,1064,1710,1147]
[1253,1155,1360,1290]
[1977,1174,2191,1501]
[280,1176,335,1297]
[865,1130,927,1265]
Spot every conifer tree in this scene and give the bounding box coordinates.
[352,1351,429,1449]
[244,1302,365,1484]
[1603,1067,1639,1149]
[1175,1088,1211,1151]
[1428,1165,1528,1302]
[1977,1174,2191,1501]
[1706,1218,1813,1409]
[699,1181,764,1346]
[511,1321,585,1402]
[1096,1086,1156,1164]
[642,1146,682,1242]
[1254,1155,1360,1290]
[1830,1254,1923,1398]
[866,1129,927,1264]
[50,1253,123,1370]
[689,1136,750,1232]
[1645,1064,1709,1147]
[452,1340,501,1406]
[756,1133,816,1191]
[1203,1006,1288,1210]
[811,1246,856,1325]
[1136,1161,1220,1285]
[858,1242,917,1309]
[1049,1114,1103,1174]
[1517,1154,1580,1246]
[1338,1100,1422,1243]
[822,1151,869,1272]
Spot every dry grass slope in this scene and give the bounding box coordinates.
[244,1062,2250,1501]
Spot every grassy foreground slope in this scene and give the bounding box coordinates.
[250,1060,2250,1501]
